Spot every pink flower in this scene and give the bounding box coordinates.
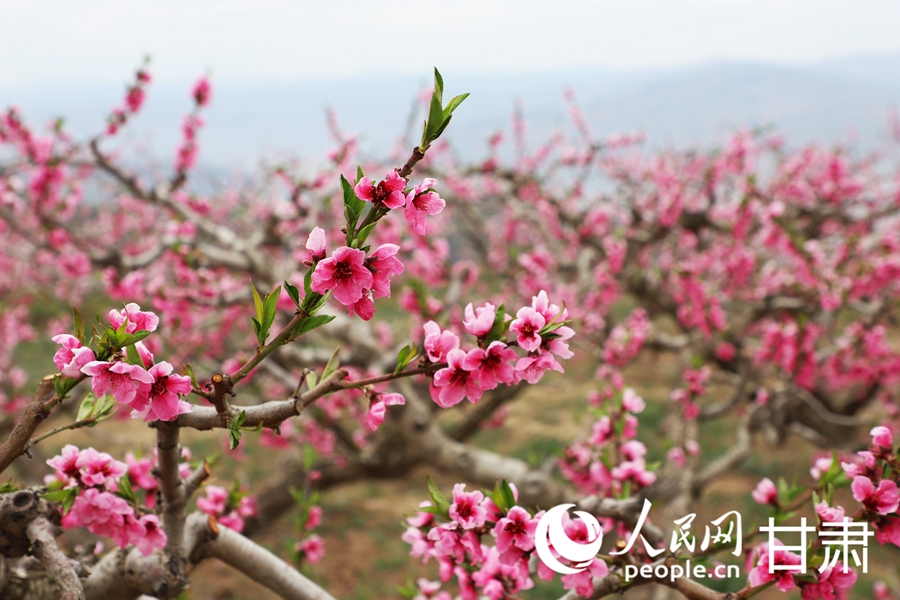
[874,582,894,600]
[296,534,325,563]
[752,477,778,506]
[463,302,497,337]
[51,335,96,378]
[875,516,900,547]
[125,452,157,491]
[108,303,159,334]
[811,456,833,480]
[355,170,406,210]
[509,307,545,352]
[449,484,487,529]
[530,290,565,323]
[76,447,127,488]
[301,226,327,264]
[801,564,856,600]
[423,321,459,363]
[310,246,373,306]
[192,77,211,107]
[871,426,893,450]
[306,505,323,530]
[621,388,645,413]
[134,514,167,556]
[46,444,82,487]
[348,290,375,321]
[493,506,537,554]
[238,495,259,518]
[366,244,404,299]
[197,485,228,515]
[852,477,900,515]
[134,341,154,368]
[668,447,687,467]
[462,342,516,390]
[67,488,133,542]
[431,349,482,408]
[815,501,846,523]
[560,558,609,597]
[513,353,563,384]
[218,511,245,532]
[747,540,802,592]
[81,360,155,406]
[841,451,876,479]
[131,361,193,422]
[405,178,446,235]
[366,392,405,431]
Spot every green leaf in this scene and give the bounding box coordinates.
[305,371,318,390]
[424,91,444,145]
[291,314,336,338]
[250,279,264,323]
[228,428,241,450]
[500,479,516,510]
[76,393,96,421]
[261,285,281,342]
[42,488,77,513]
[303,269,313,299]
[303,445,316,471]
[72,306,85,343]
[233,410,247,429]
[125,343,144,366]
[425,474,450,518]
[119,330,151,347]
[341,174,366,233]
[115,474,138,504]
[484,303,510,344]
[251,317,262,343]
[0,480,20,493]
[431,116,452,141]
[393,344,419,375]
[433,68,444,101]
[442,93,469,121]
[285,282,301,308]
[356,165,365,185]
[322,347,341,380]
[116,317,129,336]
[356,222,377,247]
[182,364,199,389]
[94,395,117,420]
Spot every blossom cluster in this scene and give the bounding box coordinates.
[745,426,900,598]
[52,303,193,422]
[46,445,166,556]
[423,291,574,408]
[195,484,259,533]
[402,481,608,599]
[561,386,659,498]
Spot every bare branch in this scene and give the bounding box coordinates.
[26,517,85,600]
[192,516,337,600]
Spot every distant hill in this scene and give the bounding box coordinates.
[2,55,898,171]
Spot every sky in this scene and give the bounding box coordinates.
[1,0,899,88]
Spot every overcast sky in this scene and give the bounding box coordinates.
[2,0,899,88]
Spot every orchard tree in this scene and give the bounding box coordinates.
[0,65,899,600]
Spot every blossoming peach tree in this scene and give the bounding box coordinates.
[1,65,899,600]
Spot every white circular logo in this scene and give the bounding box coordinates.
[534,503,604,574]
